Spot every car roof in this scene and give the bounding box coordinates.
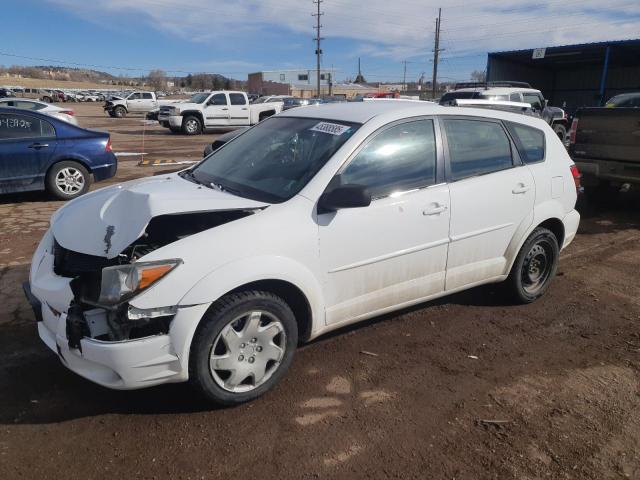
[452,87,541,95]
[278,99,548,128]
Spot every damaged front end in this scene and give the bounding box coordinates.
[53,209,256,348]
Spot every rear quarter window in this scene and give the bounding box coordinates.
[506,122,545,164]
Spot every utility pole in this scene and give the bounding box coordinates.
[312,0,324,97]
[402,60,408,92]
[432,7,442,99]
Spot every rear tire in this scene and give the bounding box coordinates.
[506,227,559,304]
[182,115,202,135]
[189,291,298,406]
[46,161,91,200]
[553,124,567,142]
[113,106,126,118]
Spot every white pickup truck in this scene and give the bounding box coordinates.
[158,91,283,135]
[104,91,174,118]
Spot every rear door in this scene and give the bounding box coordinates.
[0,112,57,192]
[203,93,230,127]
[139,92,156,111]
[228,93,250,125]
[442,117,534,290]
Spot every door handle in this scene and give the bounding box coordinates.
[241,108,248,110]
[221,108,229,111]
[423,204,448,216]
[512,183,531,194]
[28,143,49,149]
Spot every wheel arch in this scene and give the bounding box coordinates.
[505,213,566,275]
[180,110,205,124]
[226,279,313,343]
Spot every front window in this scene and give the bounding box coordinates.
[189,93,211,104]
[209,94,228,106]
[522,93,543,111]
[340,120,437,198]
[188,117,360,203]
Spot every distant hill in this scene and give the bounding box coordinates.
[0,65,244,89]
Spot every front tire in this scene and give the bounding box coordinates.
[46,161,91,200]
[182,115,202,135]
[506,227,559,304]
[113,106,126,118]
[553,124,567,142]
[189,291,298,406]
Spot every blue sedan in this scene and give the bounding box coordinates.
[0,107,117,199]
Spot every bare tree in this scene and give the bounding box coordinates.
[470,70,487,83]
[147,69,167,91]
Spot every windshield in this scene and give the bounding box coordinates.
[189,117,360,203]
[189,93,211,104]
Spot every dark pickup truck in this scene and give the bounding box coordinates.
[569,106,640,199]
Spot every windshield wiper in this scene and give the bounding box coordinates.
[210,181,245,197]
[180,169,207,186]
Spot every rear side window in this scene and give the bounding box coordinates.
[506,122,545,163]
[443,119,513,181]
[142,93,153,99]
[229,93,247,105]
[0,114,54,140]
[341,120,436,198]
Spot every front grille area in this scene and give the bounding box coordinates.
[53,240,115,278]
[159,106,173,115]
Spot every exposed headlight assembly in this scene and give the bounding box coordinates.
[98,259,182,306]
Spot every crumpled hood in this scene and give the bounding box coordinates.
[51,174,268,258]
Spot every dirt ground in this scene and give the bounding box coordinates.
[1,104,639,480]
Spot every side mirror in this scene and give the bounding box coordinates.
[318,184,371,214]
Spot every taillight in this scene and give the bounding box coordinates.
[60,110,75,116]
[105,138,112,152]
[570,164,582,193]
[569,118,579,145]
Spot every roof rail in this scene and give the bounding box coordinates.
[453,81,532,90]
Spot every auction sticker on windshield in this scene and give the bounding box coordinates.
[310,122,351,136]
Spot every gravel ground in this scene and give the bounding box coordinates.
[1,104,639,480]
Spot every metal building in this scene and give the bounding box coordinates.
[487,39,640,112]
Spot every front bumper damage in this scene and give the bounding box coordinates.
[27,229,211,390]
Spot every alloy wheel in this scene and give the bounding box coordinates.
[55,167,85,195]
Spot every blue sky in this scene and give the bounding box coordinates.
[2,0,640,83]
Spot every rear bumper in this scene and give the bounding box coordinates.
[574,158,640,186]
[562,209,581,250]
[92,154,118,181]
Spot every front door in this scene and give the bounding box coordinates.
[126,92,144,112]
[441,117,535,290]
[203,93,230,127]
[318,118,450,325]
[0,112,57,192]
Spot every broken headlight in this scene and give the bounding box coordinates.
[98,259,182,305]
